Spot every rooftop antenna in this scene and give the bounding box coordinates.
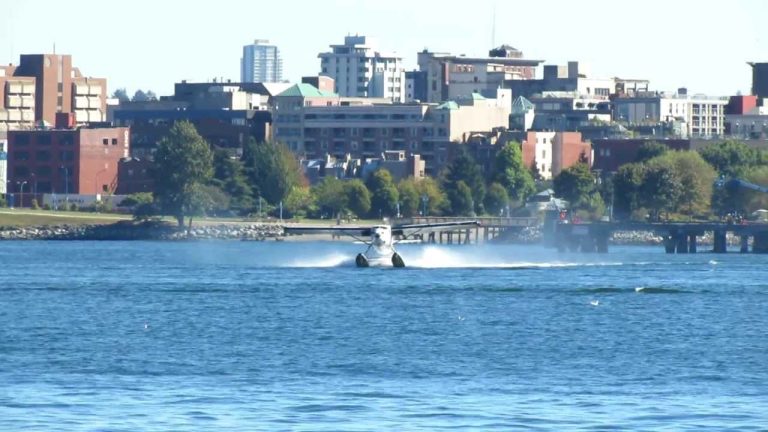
[53,42,56,54]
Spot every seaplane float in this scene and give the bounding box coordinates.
[283,220,480,268]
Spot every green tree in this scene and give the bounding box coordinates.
[639,159,682,221]
[442,147,485,215]
[283,186,314,219]
[112,88,129,103]
[366,169,399,218]
[484,182,509,216]
[553,163,596,210]
[311,177,347,218]
[635,141,668,163]
[493,141,535,204]
[448,181,475,216]
[415,177,448,216]
[242,139,304,206]
[343,179,371,218]
[212,148,253,213]
[699,140,764,178]
[153,121,213,226]
[397,177,421,217]
[662,151,716,217]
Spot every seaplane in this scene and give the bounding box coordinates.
[283,220,480,268]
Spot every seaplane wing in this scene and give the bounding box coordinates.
[392,221,480,238]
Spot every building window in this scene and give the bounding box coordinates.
[36,150,51,161]
[14,151,30,161]
[112,138,118,145]
[38,135,51,146]
[102,138,109,145]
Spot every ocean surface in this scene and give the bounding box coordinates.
[1,240,766,431]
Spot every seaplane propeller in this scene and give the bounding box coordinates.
[283,220,480,268]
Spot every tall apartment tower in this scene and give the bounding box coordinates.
[0,54,106,130]
[241,39,283,83]
[318,35,405,102]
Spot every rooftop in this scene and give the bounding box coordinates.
[277,83,337,98]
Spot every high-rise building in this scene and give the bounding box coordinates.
[241,39,283,83]
[0,54,107,130]
[318,35,405,102]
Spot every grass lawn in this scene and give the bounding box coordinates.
[0,209,131,227]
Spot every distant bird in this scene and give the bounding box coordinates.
[590,300,600,307]
[457,315,466,321]
[144,322,150,330]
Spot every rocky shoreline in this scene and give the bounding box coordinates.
[0,221,284,241]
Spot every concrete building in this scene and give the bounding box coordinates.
[520,131,592,180]
[110,81,274,157]
[6,123,129,206]
[405,70,427,102]
[749,62,768,103]
[241,39,283,83]
[418,46,542,103]
[319,35,405,101]
[528,92,612,131]
[0,54,107,128]
[612,90,727,138]
[273,83,511,175]
[724,95,768,139]
[507,61,647,101]
[301,150,425,185]
[0,69,36,131]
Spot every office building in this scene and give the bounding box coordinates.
[241,39,283,83]
[0,54,107,130]
[6,121,129,206]
[319,35,405,101]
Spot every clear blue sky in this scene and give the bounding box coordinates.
[2,0,765,97]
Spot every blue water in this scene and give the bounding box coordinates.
[1,241,767,430]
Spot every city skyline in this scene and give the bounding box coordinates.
[1,0,766,98]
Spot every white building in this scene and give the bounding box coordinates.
[613,91,727,137]
[241,39,283,83]
[319,35,405,102]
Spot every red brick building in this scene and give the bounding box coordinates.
[7,125,129,206]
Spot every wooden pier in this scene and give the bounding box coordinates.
[396,216,538,244]
[555,221,768,254]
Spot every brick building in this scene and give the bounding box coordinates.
[0,54,107,131]
[7,122,129,206]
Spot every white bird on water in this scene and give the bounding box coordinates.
[590,300,600,307]
[144,322,150,330]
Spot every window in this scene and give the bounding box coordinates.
[111,138,118,145]
[14,151,30,161]
[102,138,109,145]
[36,150,51,161]
[14,135,30,145]
[15,166,30,176]
[37,135,51,146]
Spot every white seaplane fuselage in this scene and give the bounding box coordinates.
[357,226,403,267]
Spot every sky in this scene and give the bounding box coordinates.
[1,0,766,98]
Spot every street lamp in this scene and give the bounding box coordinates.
[17,180,27,208]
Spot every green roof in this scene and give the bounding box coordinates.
[471,92,486,100]
[277,83,337,98]
[436,101,459,110]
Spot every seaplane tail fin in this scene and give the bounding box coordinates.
[283,224,372,238]
[392,220,480,238]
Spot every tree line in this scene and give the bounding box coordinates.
[129,121,768,226]
[135,121,543,226]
